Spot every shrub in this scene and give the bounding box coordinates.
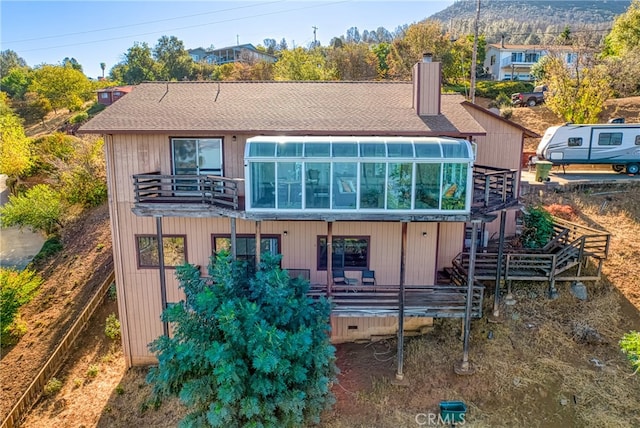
[86,364,99,378]
[500,107,513,119]
[31,235,63,264]
[87,102,106,116]
[521,205,555,248]
[495,92,512,108]
[0,268,42,346]
[44,377,63,396]
[620,331,640,375]
[105,313,121,340]
[0,184,65,235]
[107,282,117,301]
[70,112,88,124]
[147,252,337,427]
[476,80,534,99]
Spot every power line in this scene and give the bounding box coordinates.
[9,0,351,53]
[4,1,285,44]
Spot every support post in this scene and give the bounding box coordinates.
[255,220,261,269]
[455,219,480,375]
[230,217,237,260]
[493,209,507,317]
[156,216,169,337]
[327,221,333,296]
[395,222,408,382]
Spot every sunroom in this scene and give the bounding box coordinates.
[245,136,476,214]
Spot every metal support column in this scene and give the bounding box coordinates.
[396,222,408,381]
[493,209,507,317]
[455,219,480,375]
[155,216,169,337]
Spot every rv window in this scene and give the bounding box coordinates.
[598,133,623,146]
[568,137,582,147]
[635,135,640,146]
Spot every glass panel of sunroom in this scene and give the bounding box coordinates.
[360,162,385,209]
[360,142,386,157]
[249,142,276,157]
[250,162,275,208]
[387,142,414,158]
[277,142,303,157]
[305,162,330,209]
[414,141,442,158]
[387,162,413,209]
[277,162,302,209]
[442,140,469,158]
[441,163,468,210]
[305,142,330,157]
[333,162,357,209]
[415,163,441,209]
[333,143,358,157]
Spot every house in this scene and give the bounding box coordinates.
[80,57,538,367]
[188,44,277,65]
[484,43,579,81]
[96,85,134,106]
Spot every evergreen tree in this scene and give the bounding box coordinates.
[147,252,337,428]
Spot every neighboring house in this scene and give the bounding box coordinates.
[484,43,579,81]
[96,86,134,106]
[80,58,538,367]
[188,44,277,65]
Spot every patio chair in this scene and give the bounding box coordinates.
[361,270,376,286]
[332,269,358,287]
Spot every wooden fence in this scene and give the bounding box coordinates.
[1,271,116,428]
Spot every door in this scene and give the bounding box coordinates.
[172,138,223,193]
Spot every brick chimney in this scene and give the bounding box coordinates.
[412,53,441,116]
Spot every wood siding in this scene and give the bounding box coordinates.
[437,222,464,271]
[107,133,465,365]
[466,108,525,237]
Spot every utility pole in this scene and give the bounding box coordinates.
[470,0,481,103]
[236,34,239,46]
[312,26,318,47]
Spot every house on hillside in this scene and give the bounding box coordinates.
[80,56,538,367]
[96,86,134,106]
[188,44,277,65]
[484,43,580,81]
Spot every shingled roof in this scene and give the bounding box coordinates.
[80,81,486,137]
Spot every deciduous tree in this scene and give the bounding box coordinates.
[0,50,27,77]
[29,64,93,112]
[111,42,158,84]
[0,184,65,235]
[153,35,194,81]
[0,93,32,184]
[147,252,337,427]
[273,47,334,80]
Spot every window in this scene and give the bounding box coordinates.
[524,52,539,63]
[172,138,223,176]
[568,137,583,147]
[318,236,369,271]
[136,235,186,268]
[598,133,623,146]
[213,235,280,276]
[635,135,640,145]
[100,92,109,99]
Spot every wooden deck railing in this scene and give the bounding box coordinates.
[472,165,518,212]
[451,216,610,285]
[307,284,485,319]
[133,172,241,210]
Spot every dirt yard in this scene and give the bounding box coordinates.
[5,99,640,427]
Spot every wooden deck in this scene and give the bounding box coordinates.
[452,217,610,286]
[307,284,485,319]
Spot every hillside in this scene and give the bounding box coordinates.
[429,0,630,44]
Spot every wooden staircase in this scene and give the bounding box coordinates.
[450,217,610,292]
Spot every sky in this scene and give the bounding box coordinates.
[1,0,454,79]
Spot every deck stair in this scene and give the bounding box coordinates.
[451,217,610,291]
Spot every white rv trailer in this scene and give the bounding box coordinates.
[536,123,640,174]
